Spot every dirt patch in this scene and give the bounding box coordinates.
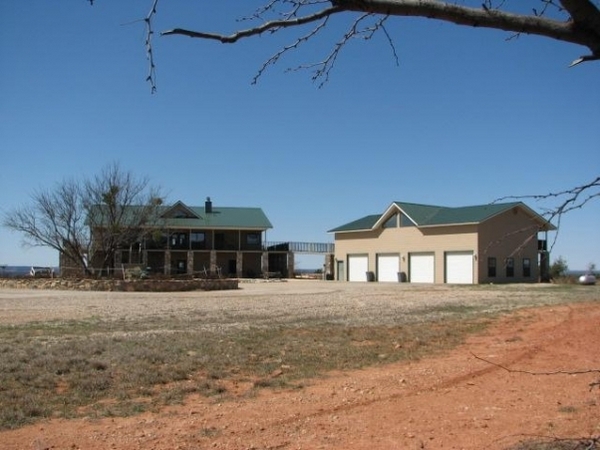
[2,301,599,450]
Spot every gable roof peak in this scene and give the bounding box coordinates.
[160,201,200,219]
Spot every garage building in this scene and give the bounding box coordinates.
[328,201,555,284]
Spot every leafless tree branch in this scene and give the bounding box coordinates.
[299,14,397,87]
[159,1,600,58]
[335,0,600,58]
[123,0,600,89]
[494,175,600,250]
[252,14,333,85]
[144,0,159,93]
[290,13,388,87]
[161,5,344,42]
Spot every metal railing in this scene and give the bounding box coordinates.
[264,241,334,254]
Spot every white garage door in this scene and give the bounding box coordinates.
[348,255,368,282]
[445,251,474,284]
[377,255,400,282]
[409,253,435,283]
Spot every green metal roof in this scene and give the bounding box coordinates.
[329,201,555,232]
[164,205,273,230]
[90,201,273,230]
[394,201,524,226]
[328,215,381,233]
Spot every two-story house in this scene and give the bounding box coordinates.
[89,198,275,277]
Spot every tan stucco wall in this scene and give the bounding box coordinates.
[333,207,543,284]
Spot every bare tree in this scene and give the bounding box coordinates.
[83,163,165,274]
[2,179,90,273]
[2,163,165,275]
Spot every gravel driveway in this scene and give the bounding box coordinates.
[1,280,598,329]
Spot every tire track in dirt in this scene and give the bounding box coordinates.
[255,305,577,427]
[192,304,598,449]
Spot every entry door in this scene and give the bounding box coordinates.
[228,259,237,276]
[336,260,345,281]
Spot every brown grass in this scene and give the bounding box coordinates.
[0,313,486,429]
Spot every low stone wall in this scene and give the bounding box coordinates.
[0,277,238,292]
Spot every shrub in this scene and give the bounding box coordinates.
[550,256,568,280]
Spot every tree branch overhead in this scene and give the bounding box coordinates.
[160,0,600,64]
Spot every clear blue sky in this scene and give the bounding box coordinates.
[1,1,598,270]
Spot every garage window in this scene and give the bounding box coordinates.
[400,213,415,227]
[505,258,515,277]
[383,214,398,228]
[487,257,496,277]
[523,258,531,277]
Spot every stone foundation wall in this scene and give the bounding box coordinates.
[0,277,238,292]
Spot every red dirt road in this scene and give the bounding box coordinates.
[3,302,599,450]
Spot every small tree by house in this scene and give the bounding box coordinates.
[549,256,569,280]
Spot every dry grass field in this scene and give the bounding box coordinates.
[0,280,598,449]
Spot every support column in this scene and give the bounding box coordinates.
[287,252,295,279]
[164,250,171,276]
[114,251,122,278]
[539,251,550,283]
[187,251,193,276]
[261,252,269,276]
[236,252,243,278]
[324,254,334,280]
[210,251,217,275]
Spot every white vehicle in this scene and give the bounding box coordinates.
[578,273,597,285]
[30,266,54,278]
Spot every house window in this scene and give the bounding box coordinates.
[523,258,531,277]
[487,257,496,277]
[383,214,398,228]
[505,258,515,277]
[173,210,188,218]
[246,233,260,245]
[170,233,188,249]
[191,232,205,249]
[400,213,415,227]
[191,232,205,243]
